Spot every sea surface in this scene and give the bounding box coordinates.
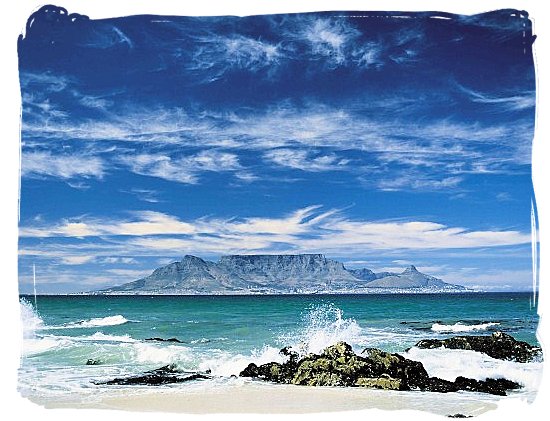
[18,293,543,411]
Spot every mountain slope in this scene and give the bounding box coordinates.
[364,265,465,289]
[96,255,466,294]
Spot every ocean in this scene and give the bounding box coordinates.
[18,293,543,414]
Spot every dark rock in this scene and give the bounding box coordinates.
[240,341,523,396]
[414,331,542,362]
[240,346,302,384]
[86,359,101,365]
[145,337,185,343]
[454,376,521,396]
[423,377,459,393]
[95,364,211,386]
[240,363,259,378]
[360,347,430,389]
[447,414,473,418]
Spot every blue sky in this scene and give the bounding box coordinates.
[17,7,537,292]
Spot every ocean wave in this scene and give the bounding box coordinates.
[431,322,500,333]
[278,303,364,355]
[47,315,130,329]
[77,332,137,343]
[21,336,73,356]
[403,347,543,392]
[198,345,285,377]
[20,298,44,338]
[132,342,191,365]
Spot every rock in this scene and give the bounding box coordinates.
[447,414,473,418]
[95,364,211,386]
[423,377,458,393]
[86,359,101,365]
[145,337,185,343]
[454,376,521,396]
[355,375,402,390]
[361,348,430,389]
[240,341,523,396]
[239,346,301,384]
[414,331,542,362]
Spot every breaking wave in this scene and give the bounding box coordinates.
[48,315,130,329]
[19,298,44,339]
[403,347,542,392]
[431,322,500,333]
[280,303,364,355]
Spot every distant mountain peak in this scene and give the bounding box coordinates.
[402,265,419,274]
[182,254,204,261]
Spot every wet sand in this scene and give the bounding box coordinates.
[27,382,501,416]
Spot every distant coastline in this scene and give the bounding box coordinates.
[90,253,471,295]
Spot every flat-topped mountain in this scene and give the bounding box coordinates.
[95,254,467,295]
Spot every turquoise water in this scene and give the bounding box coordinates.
[18,293,542,405]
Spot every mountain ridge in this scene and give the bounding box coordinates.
[94,254,467,295]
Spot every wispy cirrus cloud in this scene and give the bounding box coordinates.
[21,151,106,180]
[264,148,350,172]
[20,66,533,192]
[21,99,533,190]
[458,84,535,111]
[372,175,464,192]
[300,18,360,66]
[117,150,243,184]
[185,34,283,82]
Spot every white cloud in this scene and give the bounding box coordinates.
[264,148,349,171]
[376,175,464,191]
[100,257,137,264]
[60,255,95,265]
[19,211,196,238]
[118,150,242,184]
[21,99,533,190]
[20,207,531,256]
[20,72,70,93]
[79,95,112,110]
[21,151,105,180]
[458,84,535,111]
[302,18,359,65]
[189,35,282,80]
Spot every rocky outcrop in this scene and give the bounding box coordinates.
[95,254,466,294]
[414,331,542,363]
[239,341,521,395]
[95,364,211,386]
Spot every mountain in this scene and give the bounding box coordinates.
[364,265,462,289]
[95,254,467,295]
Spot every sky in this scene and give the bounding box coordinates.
[17,6,537,293]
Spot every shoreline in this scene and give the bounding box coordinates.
[23,382,504,415]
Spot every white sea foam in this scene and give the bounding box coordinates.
[21,336,73,356]
[20,298,44,339]
[200,345,285,377]
[48,315,130,329]
[279,303,364,355]
[132,342,191,365]
[78,332,137,343]
[431,322,500,333]
[403,347,543,392]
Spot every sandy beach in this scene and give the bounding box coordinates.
[25,382,504,416]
